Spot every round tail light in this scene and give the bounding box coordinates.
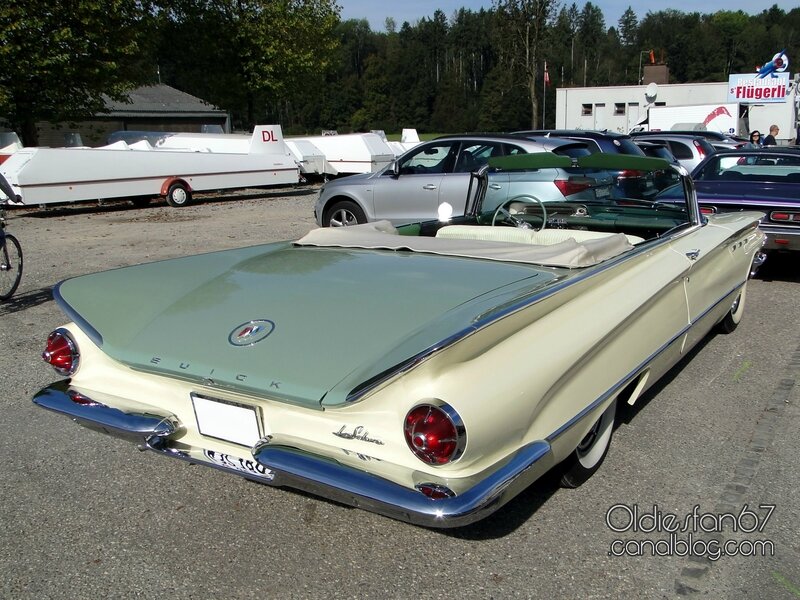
[404,403,466,465]
[42,329,79,375]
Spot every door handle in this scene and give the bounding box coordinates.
[686,249,701,261]
[422,184,438,190]
[489,184,502,190]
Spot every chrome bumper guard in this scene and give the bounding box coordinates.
[750,251,767,278]
[33,381,553,528]
[33,380,178,441]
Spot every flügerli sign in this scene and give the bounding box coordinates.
[727,73,789,103]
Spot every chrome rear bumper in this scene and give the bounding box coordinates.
[33,381,553,528]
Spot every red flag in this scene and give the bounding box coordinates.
[544,61,550,87]
[649,49,655,64]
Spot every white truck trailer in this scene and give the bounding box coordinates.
[0,125,299,207]
[644,103,741,135]
[555,80,799,143]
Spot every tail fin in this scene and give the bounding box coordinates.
[250,125,288,155]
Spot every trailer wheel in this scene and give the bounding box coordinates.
[166,182,192,207]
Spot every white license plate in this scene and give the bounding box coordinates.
[202,449,275,480]
[191,394,261,447]
[595,186,611,198]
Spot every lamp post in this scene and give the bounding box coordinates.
[638,50,650,85]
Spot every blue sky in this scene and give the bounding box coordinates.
[339,1,795,32]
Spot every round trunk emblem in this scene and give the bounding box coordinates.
[229,320,275,346]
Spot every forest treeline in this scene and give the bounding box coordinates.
[1,1,797,144]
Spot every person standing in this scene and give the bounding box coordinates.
[746,130,762,148]
[762,125,779,146]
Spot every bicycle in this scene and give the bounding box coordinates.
[0,174,23,300]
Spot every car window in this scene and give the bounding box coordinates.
[504,143,528,156]
[776,156,800,167]
[398,142,458,175]
[639,145,675,162]
[574,139,601,153]
[695,154,800,180]
[667,141,693,160]
[696,139,716,156]
[615,137,646,156]
[553,144,592,159]
[453,142,504,173]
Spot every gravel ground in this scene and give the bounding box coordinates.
[3,186,319,285]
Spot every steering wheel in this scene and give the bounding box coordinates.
[491,194,547,231]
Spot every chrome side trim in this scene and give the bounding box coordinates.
[52,281,104,347]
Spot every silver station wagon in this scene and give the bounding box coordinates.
[314,134,612,226]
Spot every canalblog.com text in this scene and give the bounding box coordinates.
[605,503,776,561]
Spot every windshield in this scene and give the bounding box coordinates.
[473,153,692,242]
[694,152,800,181]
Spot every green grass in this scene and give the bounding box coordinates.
[385,132,447,142]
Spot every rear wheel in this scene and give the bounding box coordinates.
[166,182,192,207]
[716,285,746,334]
[560,399,616,488]
[324,200,366,227]
[0,233,23,300]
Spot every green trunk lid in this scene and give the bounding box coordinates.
[57,242,557,407]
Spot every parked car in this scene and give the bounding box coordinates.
[515,129,656,198]
[627,133,716,172]
[314,134,605,227]
[631,130,744,151]
[634,140,678,163]
[516,129,645,156]
[35,152,765,528]
[634,141,681,190]
[658,147,800,252]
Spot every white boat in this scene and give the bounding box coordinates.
[0,125,299,207]
[0,132,22,165]
[290,132,396,176]
[284,139,327,179]
[385,128,421,156]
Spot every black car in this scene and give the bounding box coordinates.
[631,129,744,151]
[515,129,655,198]
[634,141,681,190]
[515,129,645,156]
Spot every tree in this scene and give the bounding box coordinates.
[493,0,556,128]
[710,10,749,77]
[618,7,638,48]
[157,0,340,130]
[0,0,154,145]
[577,2,605,86]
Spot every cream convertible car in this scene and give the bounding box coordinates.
[35,153,765,528]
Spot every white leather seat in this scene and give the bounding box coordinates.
[435,225,644,245]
